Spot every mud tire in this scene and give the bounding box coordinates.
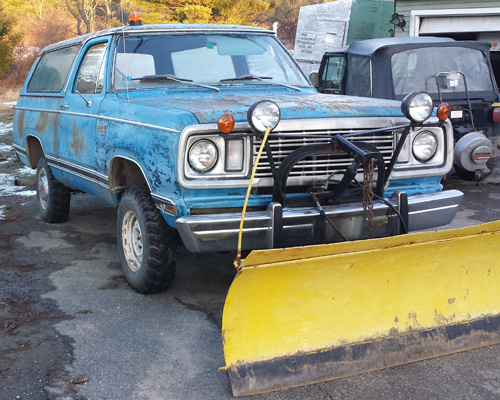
[36,156,70,223]
[117,186,178,294]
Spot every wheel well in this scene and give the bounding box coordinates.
[109,157,148,199]
[26,136,43,168]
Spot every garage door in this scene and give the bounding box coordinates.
[420,15,500,34]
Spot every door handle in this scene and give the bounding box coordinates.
[60,104,69,110]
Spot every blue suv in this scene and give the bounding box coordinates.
[13,23,463,293]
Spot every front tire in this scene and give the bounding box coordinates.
[36,156,70,223]
[117,186,178,294]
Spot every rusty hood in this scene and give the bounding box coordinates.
[109,87,407,128]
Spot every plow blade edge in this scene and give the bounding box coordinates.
[222,221,500,396]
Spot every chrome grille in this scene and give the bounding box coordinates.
[253,130,395,179]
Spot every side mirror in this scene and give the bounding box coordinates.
[309,71,319,87]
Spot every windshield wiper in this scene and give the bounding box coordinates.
[220,74,301,91]
[132,74,219,91]
[220,74,272,82]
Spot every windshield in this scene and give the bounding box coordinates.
[391,47,494,98]
[113,33,309,90]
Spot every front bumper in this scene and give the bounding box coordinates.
[176,189,464,252]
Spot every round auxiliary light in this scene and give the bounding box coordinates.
[401,91,433,124]
[413,131,438,162]
[188,140,218,172]
[247,100,281,133]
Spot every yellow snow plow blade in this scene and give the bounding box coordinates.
[222,220,500,396]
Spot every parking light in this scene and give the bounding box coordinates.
[218,113,235,133]
[437,103,451,121]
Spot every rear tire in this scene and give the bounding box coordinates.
[117,186,178,294]
[36,156,70,223]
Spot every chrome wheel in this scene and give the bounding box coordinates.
[35,156,70,223]
[121,210,143,272]
[37,167,49,210]
[117,186,178,294]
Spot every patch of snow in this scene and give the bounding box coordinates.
[0,143,13,152]
[0,173,36,197]
[17,166,36,176]
[0,204,5,220]
[3,101,17,107]
[0,119,36,198]
[0,157,14,164]
[0,122,13,136]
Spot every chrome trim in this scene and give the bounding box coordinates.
[14,106,180,133]
[177,117,453,189]
[45,155,109,189]
[175,189,463,252]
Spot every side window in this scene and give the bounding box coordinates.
[346,55,371,97]
[27,45,80,92]
[320,55,346,93]
[76,42,108,94]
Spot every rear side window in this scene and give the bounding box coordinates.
[27,45,80,92]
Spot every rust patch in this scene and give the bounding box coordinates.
[448,298,456,304]
[53,113,60,155]
[70,120,85,156]
[35,112,49,133]
[16,110,25,141]
[227,314,500,396]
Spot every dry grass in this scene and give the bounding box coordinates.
[0,85,21,121]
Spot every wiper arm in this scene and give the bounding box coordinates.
[132,74,193,82]
[220,74,272,82]
[132,74,219,91]
[220,74,301,91]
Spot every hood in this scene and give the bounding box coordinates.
[114,87,406,126]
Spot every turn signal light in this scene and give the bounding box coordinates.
[218,113,235,133]
[437,102,451,121]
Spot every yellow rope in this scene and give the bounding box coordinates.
[234,126,272,272]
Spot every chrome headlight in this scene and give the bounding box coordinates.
[188,140,218,172]
[402,92,433,124]
[413,131,438,162]
[248,100,281,133]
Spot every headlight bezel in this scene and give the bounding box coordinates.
[188,139,219,173]
[412,130,438,162]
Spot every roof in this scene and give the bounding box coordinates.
[41,24,273,53]
[337,36,494,57]
[344,37,456,56]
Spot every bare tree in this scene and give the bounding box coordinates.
[66,0,92,34]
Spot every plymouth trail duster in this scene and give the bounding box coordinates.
[13,21,463,293]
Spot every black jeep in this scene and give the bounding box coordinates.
[312,37,500,180]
